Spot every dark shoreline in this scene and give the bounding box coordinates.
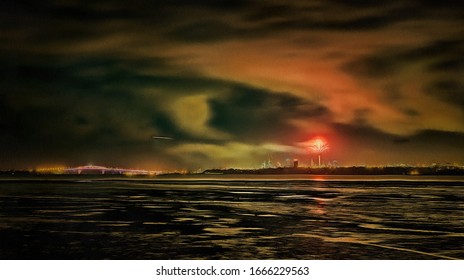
[1,165,464,179]
[201,166,464,176]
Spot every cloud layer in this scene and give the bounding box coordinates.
[1,0,463,169]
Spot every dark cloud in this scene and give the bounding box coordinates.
[426,80,464,108]
[351,108,372,126]
[275,9,408,35]
[243,3,295,22]
[393,137,410,144]
[157,0,460,43]
[242,0,459,32]
[342,38,464,117]
[209,86,329,143]
[332,124,464,165]
[167,20,246,43]
[342,51,400,78]
[407,40,464,65]
[344,39,464,78]
[0,54,177,158]
[329,0,387,7]
[428,59,463,73]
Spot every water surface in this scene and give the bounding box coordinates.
[0,175,462,259]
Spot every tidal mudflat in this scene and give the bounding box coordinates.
[0,175,462,259]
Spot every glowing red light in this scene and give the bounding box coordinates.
[309,138,329,154]
[308,137,329,167]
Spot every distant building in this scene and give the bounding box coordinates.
[293,159,299,168]
[262,158,275,169]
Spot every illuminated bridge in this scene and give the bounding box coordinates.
[65,165,159,175]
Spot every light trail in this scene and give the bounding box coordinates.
[151,136,173,140]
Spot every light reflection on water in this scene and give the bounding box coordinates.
[0,176,463,259]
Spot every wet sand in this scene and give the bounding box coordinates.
[0,176,462,259]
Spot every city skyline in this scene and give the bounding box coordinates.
[1,1,463,170]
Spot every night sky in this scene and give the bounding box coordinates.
[1,0,463,170]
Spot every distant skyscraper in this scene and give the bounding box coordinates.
[293,159,299,168]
